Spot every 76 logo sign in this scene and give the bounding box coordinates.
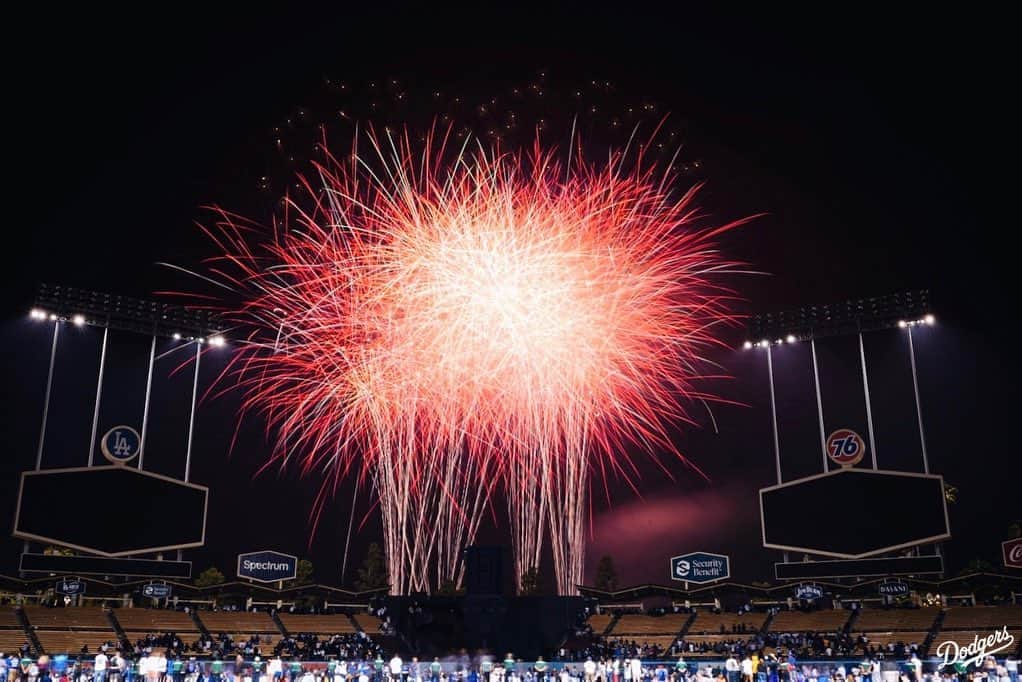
[827,428,865,467]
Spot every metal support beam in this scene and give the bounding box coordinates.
[767,346,782,484]
[858,333,878,469]
[138,335,157,469]
[87,328,110,466]
[810,338,828,471]
[35,321,60,471]
[907,326,930,474]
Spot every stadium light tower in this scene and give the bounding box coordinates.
[742,290,933,476]
[28,283,227,474]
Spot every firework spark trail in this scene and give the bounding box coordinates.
[206,125,746,594]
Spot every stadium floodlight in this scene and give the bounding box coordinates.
[32,283,225,341]
[924,314,935,325]
[743,341,752,350]
[748,290,931,342]
[786,334,796,343]
[207,335,226,347]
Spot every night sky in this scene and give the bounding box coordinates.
[1,6,1016,589]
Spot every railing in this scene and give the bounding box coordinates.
[13,657,1018,676]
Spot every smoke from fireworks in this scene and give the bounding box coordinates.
[204,125,746,594]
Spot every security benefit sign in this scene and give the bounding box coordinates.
[670,551,730,584]
[237,550,297,583]
[142,582,173,599]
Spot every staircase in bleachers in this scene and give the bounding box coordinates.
[270,610,289,637]
[189,609,211,637]
[2,606,34,656]
[759,610,774,637]
[677,611,697,639]
[842,608,859,636]
[104,608,131,654]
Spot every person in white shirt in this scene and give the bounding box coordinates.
[740,658,753,682]
[156,653,168,682]
[95,652,109,682]
[725,656,740,682]
[583,660,596,682]
[629,659,642,682]
[390,657,404,682]
[1005,656,1018,682]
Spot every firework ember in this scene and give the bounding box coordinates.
[206,126,746,594]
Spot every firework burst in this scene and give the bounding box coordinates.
[204,124,747,594]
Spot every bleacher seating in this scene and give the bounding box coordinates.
[353,613,382,633]
[20,607,118,655]
[687,611,766,635]
[0,608,22,627]
[769,609,851,633]
[194,611,278,635]
[609,634,677,650]
[611,614,687,635]
[22,606,112,630]
[279,613,357,635]
[35,630,116,655]
[941,605,1022,629]
[587,614,613,634]
[856,631,929,647]
[854,608,940,632]
[0,611,30,654]
[114,608,198,633]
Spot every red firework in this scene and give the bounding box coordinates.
[203,126,748,594]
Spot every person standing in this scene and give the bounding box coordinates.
[1005,656,1018,682]
[95,652,109,682]
[741,658,753,682]
[725,657,739,682]
[630,658,642,682]
[534,660,547,682]
[390,656,404,682]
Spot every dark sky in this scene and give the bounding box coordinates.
[1,6,1016,589]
